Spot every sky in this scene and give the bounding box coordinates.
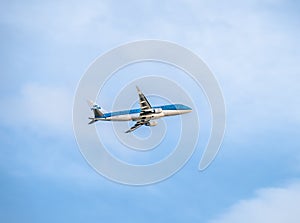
[1,0,300,222]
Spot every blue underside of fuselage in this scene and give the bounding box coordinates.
[98,104,191,118]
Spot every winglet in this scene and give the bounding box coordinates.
[136,86,141,94]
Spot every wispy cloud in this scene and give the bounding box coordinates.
[0,82,97,184]
[0,82,73,135]
[1,1,112,45]
[208,180,300,223]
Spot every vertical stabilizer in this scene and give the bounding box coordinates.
[87,100,104,118]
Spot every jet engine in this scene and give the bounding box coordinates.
[152,108,162,114]
[145,121,158,126]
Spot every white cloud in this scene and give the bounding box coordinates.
[0,0,126,46]
[0,82,104,185]
[174,0,300,142]
[0,82,73,135]
[208,181,300,223]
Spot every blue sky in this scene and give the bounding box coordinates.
[1,0,300,222]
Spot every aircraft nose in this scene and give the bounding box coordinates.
[185,105,192,111]
[181,105,192,114]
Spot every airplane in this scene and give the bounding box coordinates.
[88,86,192,133]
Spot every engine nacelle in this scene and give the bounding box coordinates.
[145,121,158,127]
[152,108,162,114]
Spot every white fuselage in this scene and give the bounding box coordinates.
[99,109,191,121]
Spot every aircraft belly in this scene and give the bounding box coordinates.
[151,113,165,119]
[108,114,133,121]
[135,113,164,120]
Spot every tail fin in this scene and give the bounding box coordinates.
[87,99,104,118]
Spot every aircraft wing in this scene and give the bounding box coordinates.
[125,117,149,133]
[136,86,152,114]
[125,87,152,133]
[125,121,143,133]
